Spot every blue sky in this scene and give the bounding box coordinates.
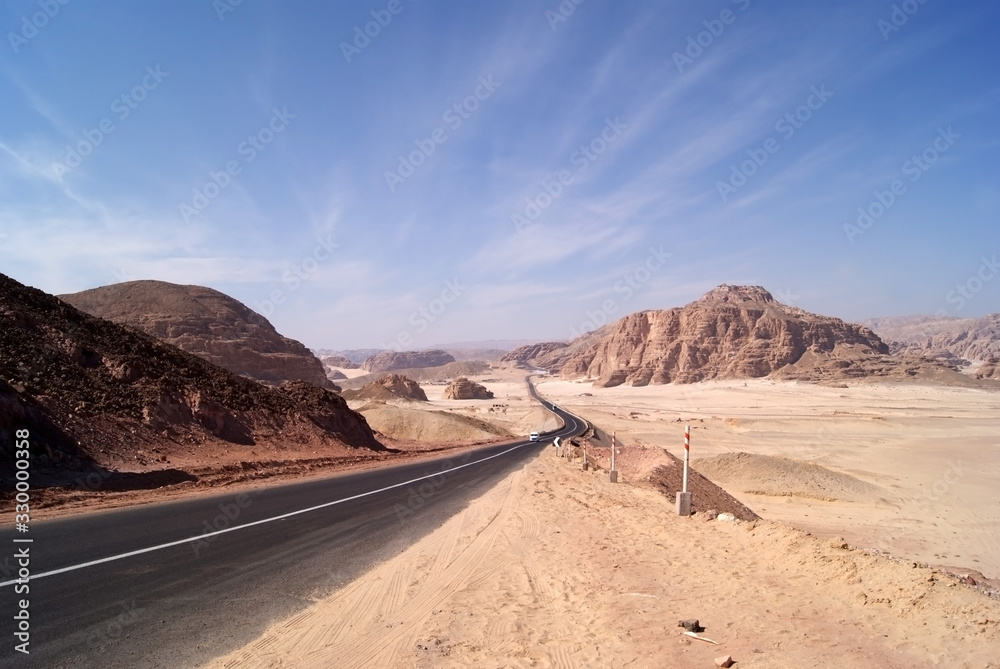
[1,0,998,350]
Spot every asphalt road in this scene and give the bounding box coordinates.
[0,387,584,668]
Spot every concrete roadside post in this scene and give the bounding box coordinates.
[675,424,692,516]
[582,439,589,471]
[609,431,618,483]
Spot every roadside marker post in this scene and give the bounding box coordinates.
[609,431,618,483]
[675,425,692,516]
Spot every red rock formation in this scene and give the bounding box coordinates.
[442,377,494,399]
[555,285,893,386]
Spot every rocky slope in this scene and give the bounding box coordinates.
[361,349,456,374]
[0,273,381,490]
[339,361,493,390]
[315,349,384,366]
[443,377,494,400]
[60,280,333,389]
[500,342,568,366]
[543,285,919,386]
[320,354,358,369]
[862,314,1000,361]
[342,374,428,402]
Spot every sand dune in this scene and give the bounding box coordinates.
[694,452,884,502]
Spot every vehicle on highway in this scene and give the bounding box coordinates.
[529,432,540,442]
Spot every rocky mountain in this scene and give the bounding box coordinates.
[361,349,456,374]
[861,314,1000,361]
[0,273,381,489]
[342,374,428,402]
[315,349,384,365]
[541,285,924,386]
[60,280,332,389]
[320,354,358,369]
[859,315,977,348]
[976,359,1000,380]
[443,378,494,400]
[500,342,569,366]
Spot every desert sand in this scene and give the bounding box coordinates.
[202,444,1000,668]
[344,375,561,444]
[534,377,1000,583]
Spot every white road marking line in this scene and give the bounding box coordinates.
[0,437,569,587]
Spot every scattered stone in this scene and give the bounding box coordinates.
[830,537,849,550]
[715,654,735,667]
[704,509,719,521]
[678,619,704,633]
[716,513,735,522]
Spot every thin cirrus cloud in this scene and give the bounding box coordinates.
[0,0,996,348]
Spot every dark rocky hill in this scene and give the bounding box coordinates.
[60,280,332,389]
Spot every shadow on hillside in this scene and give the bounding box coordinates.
[76,468,199,492]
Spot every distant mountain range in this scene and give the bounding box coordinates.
[859,314,999,379]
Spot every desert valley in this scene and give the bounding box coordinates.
[1,274,998,667]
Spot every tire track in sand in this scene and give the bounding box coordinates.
[321,468,529,668]
[204,467,532,669]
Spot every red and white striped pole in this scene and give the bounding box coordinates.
[611,431,616,471]
[682,425,690,494]
[676,424,692,516]
[609,431,618,483]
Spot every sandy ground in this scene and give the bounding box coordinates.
[346,371,561,444]
[534,378,1000,582]
[202,447,1000,669]
[328,367,371,379]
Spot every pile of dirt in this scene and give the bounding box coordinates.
[576,438,757,520]
[443,377,494,400]
[355,402,513,443]
[647,462,759,521]
[0,272,382,491]
[341,374,428,402]
[60,280,334,389]
[693,452,884,502]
